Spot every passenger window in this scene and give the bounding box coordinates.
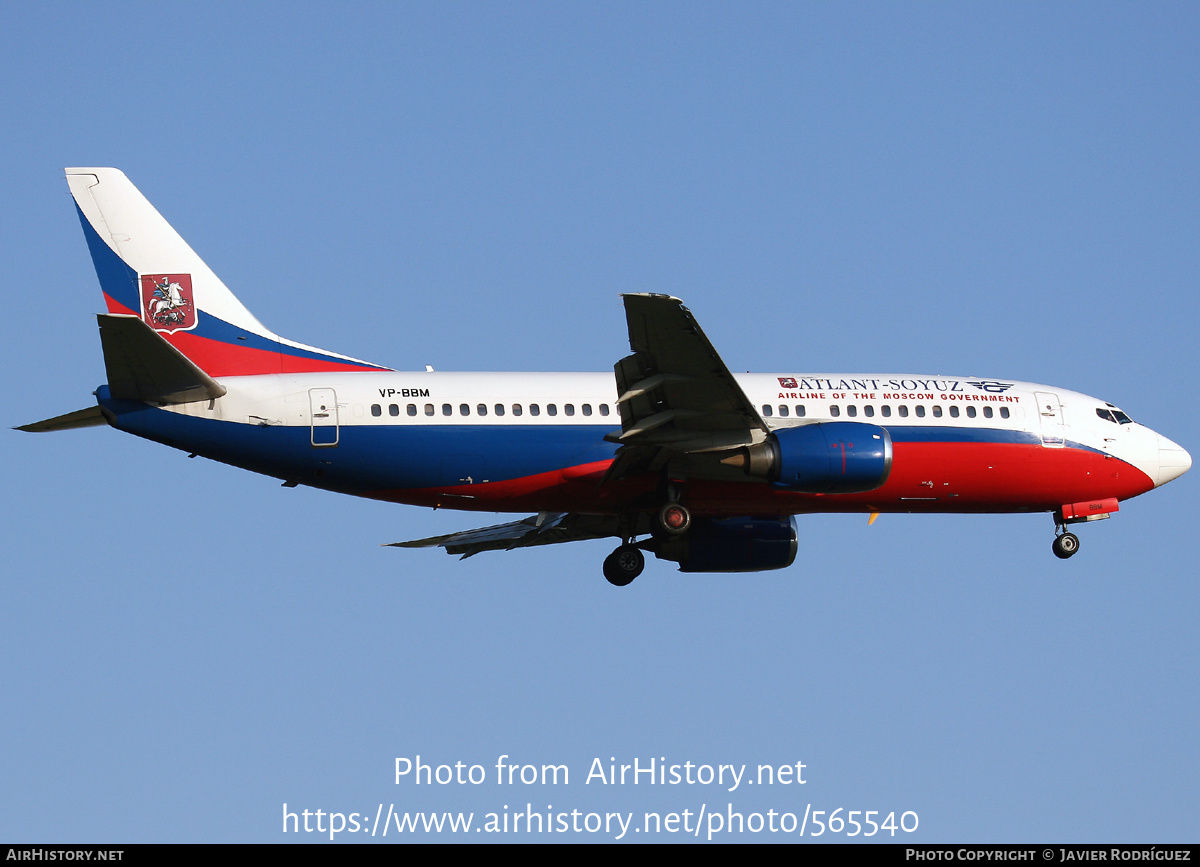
[983,406,993,418]
[424,404,434,416]
[530,404,540,417]
[932,405,942,418]
[547,404,557,416]
[915,405,925,418]
[371,404,382,417]
[864,405,874,417]
[880,405,892,418]
[442,404,452,416]
[389,404,400,416]
[762,404,773,417]
[477,404,487,416]
[778,405,789,417]
[407,404,417,417]
[565,404,575,416]
[1000,407,1010,419]
[847,405,857,418]
[582,404,592,416]
[898,405,909,418]
[949,406,959,418]
[796,405,806,417]
[967,406,977,418]
[460,404,470,416]
[495,404,505,417]
[830,405,841,417]
[599,405,610,416]
[512,404,523,416]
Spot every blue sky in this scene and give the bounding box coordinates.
[2,2,1196,842]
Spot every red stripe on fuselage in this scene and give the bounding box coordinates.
[684,442,1155,515]
[100,293,383,375]
[366,460,658,513]
[160,331,384,376]
[365,442,1155,516]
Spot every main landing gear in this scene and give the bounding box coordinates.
[603,544,645,586]
[603,493,692,586]
[1052,526,1080,560]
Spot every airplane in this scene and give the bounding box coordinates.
[20,168,1191,586]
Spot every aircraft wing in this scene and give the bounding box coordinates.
[388,512,619,559]
[606,294,766,481]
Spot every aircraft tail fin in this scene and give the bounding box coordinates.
[65,168,390,377]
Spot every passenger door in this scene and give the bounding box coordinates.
[1034,391,1065,447]
[309,388,339,447]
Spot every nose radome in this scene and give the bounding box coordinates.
[1157,435,1192,487]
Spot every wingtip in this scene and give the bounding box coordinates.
[620,292,683,303]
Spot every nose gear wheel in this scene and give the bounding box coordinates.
[1052,531,1080,559]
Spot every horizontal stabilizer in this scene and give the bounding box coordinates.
[16,405,108,433]
[99,313,227,404]
[389,513,617,558]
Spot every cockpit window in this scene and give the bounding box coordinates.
[1098,406,1134,424]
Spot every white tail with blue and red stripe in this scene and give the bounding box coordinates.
[65,167,388,378]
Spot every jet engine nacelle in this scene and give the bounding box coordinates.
[723,421,893,493]
[655,516,798,573]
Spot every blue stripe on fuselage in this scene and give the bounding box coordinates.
[97,390,1102,495]
[97,388,619,493]
[886,425,1040,445]
[886,425,1107,455]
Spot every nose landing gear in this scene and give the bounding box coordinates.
[1052,526,1080,559]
